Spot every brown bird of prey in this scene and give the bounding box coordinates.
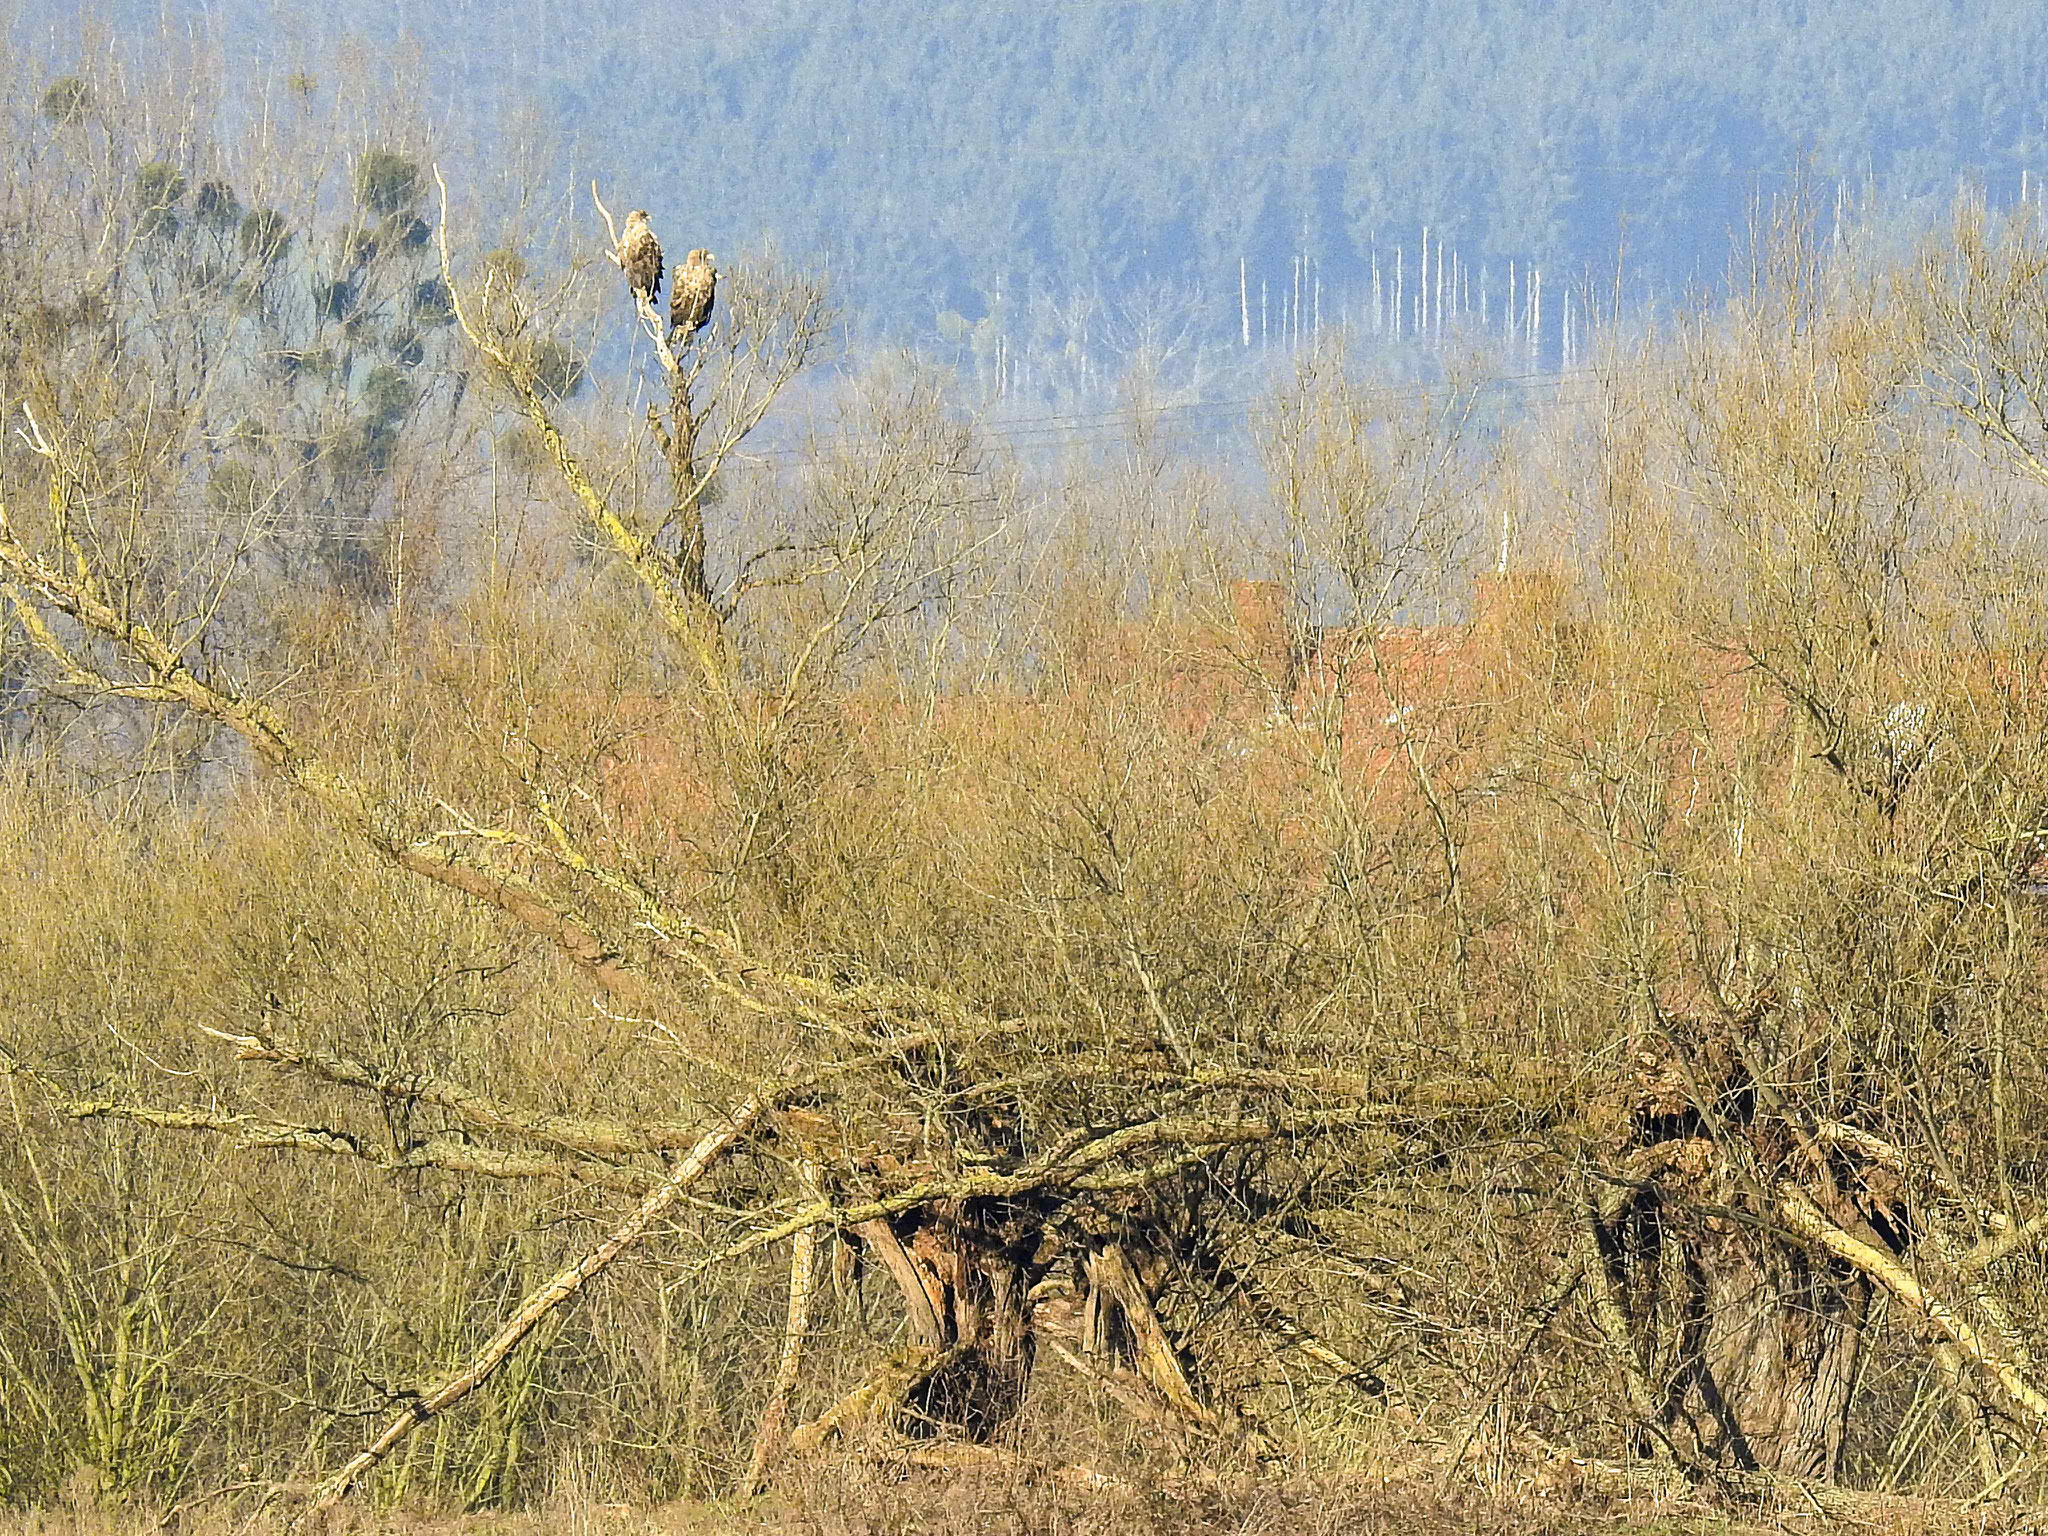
[618,210,663,306]
[670,248,716,341]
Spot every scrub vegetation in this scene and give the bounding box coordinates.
[8,33,2048,1536]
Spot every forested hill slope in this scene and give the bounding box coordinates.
[24,0,2048,343]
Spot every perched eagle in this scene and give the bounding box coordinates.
[618,210,663,306]
[670,248,716,341]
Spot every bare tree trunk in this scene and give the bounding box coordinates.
[1595,1019,1877,1484]
[1589,1184,1869,1480]
[1677,1220,1869,1479]
[855,1203,1036,1441]
[1372,241,1382,334]
[665,370,709,605]
[1081,1241,1210,1424]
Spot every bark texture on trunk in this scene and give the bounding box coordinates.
[1080,1241,1211,1423]
[857,1202,1036,1441]
[1611,1013,1879,1482]
[1595,1183,1870,1480]
[1673,1219,1869,1478]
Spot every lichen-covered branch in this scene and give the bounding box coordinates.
[300,1084,770,1522]
[1774,1181,2048,1438]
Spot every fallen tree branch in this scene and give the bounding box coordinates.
[202,1026,705,1158]
[1814,1119,2017,1240]
[298,1085,769,1524]
[1965,1207,2048,1272]
[1773,1180,2048,1438]
[715,1107,1407,1264]
[54,1098,666,1193]
[784,1344,968,1455]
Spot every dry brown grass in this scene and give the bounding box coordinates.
[3,1468,2036,1536]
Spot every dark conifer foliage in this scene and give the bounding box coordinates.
[31,0,2038,340]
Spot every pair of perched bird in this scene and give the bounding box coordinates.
[617,210,715,341]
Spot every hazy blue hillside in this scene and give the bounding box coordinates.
[18,0,2048,349]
